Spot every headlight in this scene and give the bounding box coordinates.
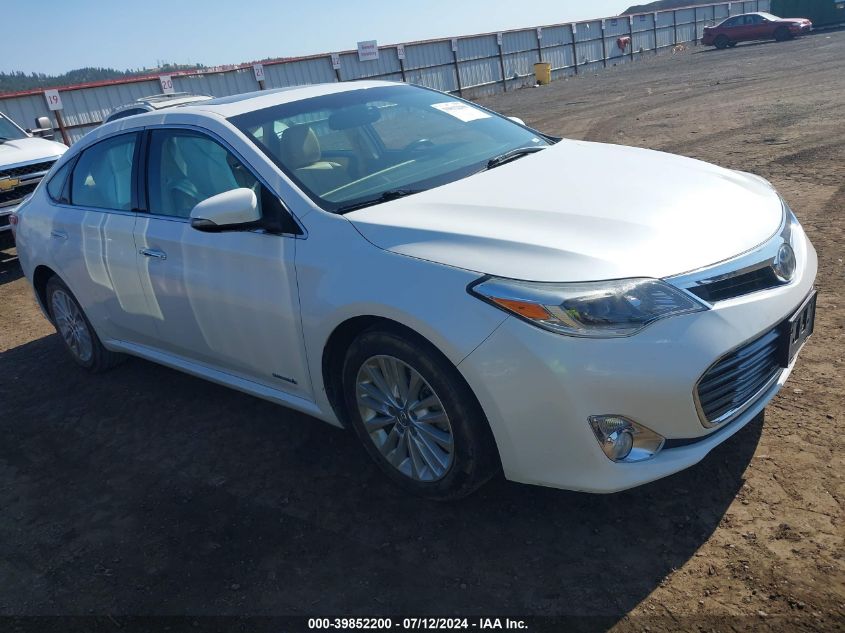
[469,277,707,338]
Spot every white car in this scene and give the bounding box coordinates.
[12,81,817,499]
[1,112,66,238]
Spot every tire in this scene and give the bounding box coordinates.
[342,327,499,500]
[715,35,731,50]
[774,27,792,42]
[727,41,738,48]
[46,276,124,373]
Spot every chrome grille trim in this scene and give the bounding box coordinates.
[668,201,795,303]
[694,328,783,428]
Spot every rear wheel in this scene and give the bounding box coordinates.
[342,328,499,500]
[775,27,792,42]
[714,35,731,49]
[46,276,124,373]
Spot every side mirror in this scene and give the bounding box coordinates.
[31,116,55,140]
[508,116,527,126]
[190,188,261,232]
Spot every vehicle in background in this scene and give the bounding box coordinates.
[0,112,66,243]
[103,92,213,124]
[13,82,817,499]
[703,12,812,48]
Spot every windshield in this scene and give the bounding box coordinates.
[230,85,550,213]
[0,113,28,141]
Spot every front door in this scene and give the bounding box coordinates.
[133,128,311,398]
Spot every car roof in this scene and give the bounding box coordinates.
[184,80,409,118]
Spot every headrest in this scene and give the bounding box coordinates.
[279,124,321,169]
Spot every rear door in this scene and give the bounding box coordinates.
[48,132,159,345]
[132,127,312,398]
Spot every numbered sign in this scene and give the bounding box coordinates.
[44,89,63,111]
[536,27,543,40]
[331,53,341,70]
[451,38,458,52]
[497,32,503,46]
[253,64,265,82]
[396,44,405,61]
[159,75,175,94]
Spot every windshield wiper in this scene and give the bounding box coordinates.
[336,189,423,214]
[485,146,546,170]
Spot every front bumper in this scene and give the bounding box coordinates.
[458,228,817,493]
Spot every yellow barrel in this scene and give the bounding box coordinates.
[534,62,552,85]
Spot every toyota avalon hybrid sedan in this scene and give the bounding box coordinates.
[12,81,817,499]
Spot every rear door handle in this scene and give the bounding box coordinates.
[139,248,167,260]
[50,230,68,241]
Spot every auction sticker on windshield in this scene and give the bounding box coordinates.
[431,101,491,122]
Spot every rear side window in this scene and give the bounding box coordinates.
[46,160,73,203]
[70,133,139,210]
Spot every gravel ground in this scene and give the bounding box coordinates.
[1,29,843,632]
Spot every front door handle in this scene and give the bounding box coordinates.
[50,230,68,241]
[139,248,167,261]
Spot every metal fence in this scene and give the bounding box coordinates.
[0,0,770,145]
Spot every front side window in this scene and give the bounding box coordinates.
[146,129,261,218]
[721,16,741,27]
[230,85,550,213]
[70,133,138,210]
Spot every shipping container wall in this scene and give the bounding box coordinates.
[0,2,768,146]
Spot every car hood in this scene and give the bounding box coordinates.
[0,136,67,166]
[347,140,784,282]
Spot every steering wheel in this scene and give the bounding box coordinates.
[404,139,435,152]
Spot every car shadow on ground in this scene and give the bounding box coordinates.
[0,335,762,624]
[0,244,22,286]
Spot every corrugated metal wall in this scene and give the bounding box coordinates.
[0,0,771,145]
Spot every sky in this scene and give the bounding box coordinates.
[2,0,629,75]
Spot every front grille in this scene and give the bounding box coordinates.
[0,160,56,180]
[696,328,782,426]
[688,266,783,302]
[0,181,37,207]
[0,214,9,228]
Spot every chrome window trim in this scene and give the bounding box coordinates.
[666,201,794,302]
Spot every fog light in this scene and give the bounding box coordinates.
[588,415,665,463]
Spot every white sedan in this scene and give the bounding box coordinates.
[12,81,817,499]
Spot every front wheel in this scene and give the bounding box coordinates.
[342,328,499,500]
[714,35,731,49]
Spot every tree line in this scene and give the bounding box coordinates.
[0,64,206,94]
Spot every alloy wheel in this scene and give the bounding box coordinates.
[355,355,455,482]
[51,289,93,363]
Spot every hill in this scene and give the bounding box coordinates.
[623,0,719,14]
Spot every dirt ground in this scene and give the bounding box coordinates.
[1,30,844,632]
